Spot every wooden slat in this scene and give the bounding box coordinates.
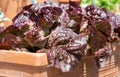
[0,50,48,66]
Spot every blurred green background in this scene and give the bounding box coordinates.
[80,0,120,12]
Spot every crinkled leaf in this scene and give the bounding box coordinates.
[95,20,112,38]
[44,47,79,72]
[0,34,28,50]
[94,45,112,68]
[88,26,107,52]
[66,1,82,34]
[85,5,108,21]
[45,25,88,72]
[47,26,78,47]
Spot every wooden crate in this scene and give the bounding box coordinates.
[0,41,120,77]
[0,50,48,77]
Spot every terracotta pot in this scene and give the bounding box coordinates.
[0,42,120,77]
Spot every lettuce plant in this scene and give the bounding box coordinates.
[0,1,120,72]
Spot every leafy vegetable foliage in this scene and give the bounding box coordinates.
[0,1,120,72]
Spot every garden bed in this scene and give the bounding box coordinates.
[0,42,120,77]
